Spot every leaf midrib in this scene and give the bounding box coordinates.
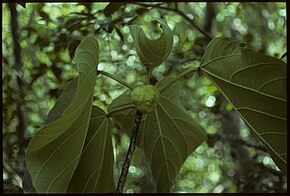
[158,100,189,157]
[32,120,90,187]
[201,68,287,167]
[154,109,171,190]
[93,118,109,192]
[46,156,79,193]
[238,113,287,165]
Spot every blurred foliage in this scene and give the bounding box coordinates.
[2,2,287,193]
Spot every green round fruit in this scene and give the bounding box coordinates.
[131,85,160,114]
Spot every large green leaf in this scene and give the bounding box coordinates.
[46,78,78,124]
[24,80,115,193]
[129,19,173,68]
[25,36,99,193]
[108,77,207,192]
[23,77,78,193]
[67,106,115,193]
[24,83,114,193]
[200,37,287,174]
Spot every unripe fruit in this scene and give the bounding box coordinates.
[131,85,160,114]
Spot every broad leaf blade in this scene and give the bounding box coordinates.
[24,90,115,193]
[46,78,78,124]
[25,36,99,193]
[129,19,173,68]
[108,77,207,192]
[67,106,115,193]
[23,78,78,193]
[107,90,136,141]
[200,37,287,174]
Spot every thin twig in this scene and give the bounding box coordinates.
[280,52,287,59]
[231,138,267,152]
[116,111,143,193]
[133,2,212,40]
[207,133,267,153]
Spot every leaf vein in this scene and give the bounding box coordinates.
[154,109,170,186]
[236,107,286,121]
[33,121,89,186]
[47,156,79,192]
[260,132,287,136]
[258,77,286,92]
[201,68,286,102]
[230,62,285,82]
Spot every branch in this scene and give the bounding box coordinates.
[280,52,287,59]
[116,110,143,193]
[231,138,267,152]
[207,133,267,153]
[8,3,29,178]
[168,55,201,64]
[133,2,212,40]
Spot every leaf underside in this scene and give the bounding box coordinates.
[67,106,114,193]
[200,37,287,174]
[129,19,173,68]
[108,77,207,192]
[25,36,114,193]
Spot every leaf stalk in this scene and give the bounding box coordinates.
[97,70,134,90]
[160,67,199,93]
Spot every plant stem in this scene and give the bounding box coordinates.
[97,70,134,90]
[160,67,199,93]
[146,68,152,85]
[116,111,143,193]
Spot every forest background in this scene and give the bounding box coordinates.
[2,2,287,193]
